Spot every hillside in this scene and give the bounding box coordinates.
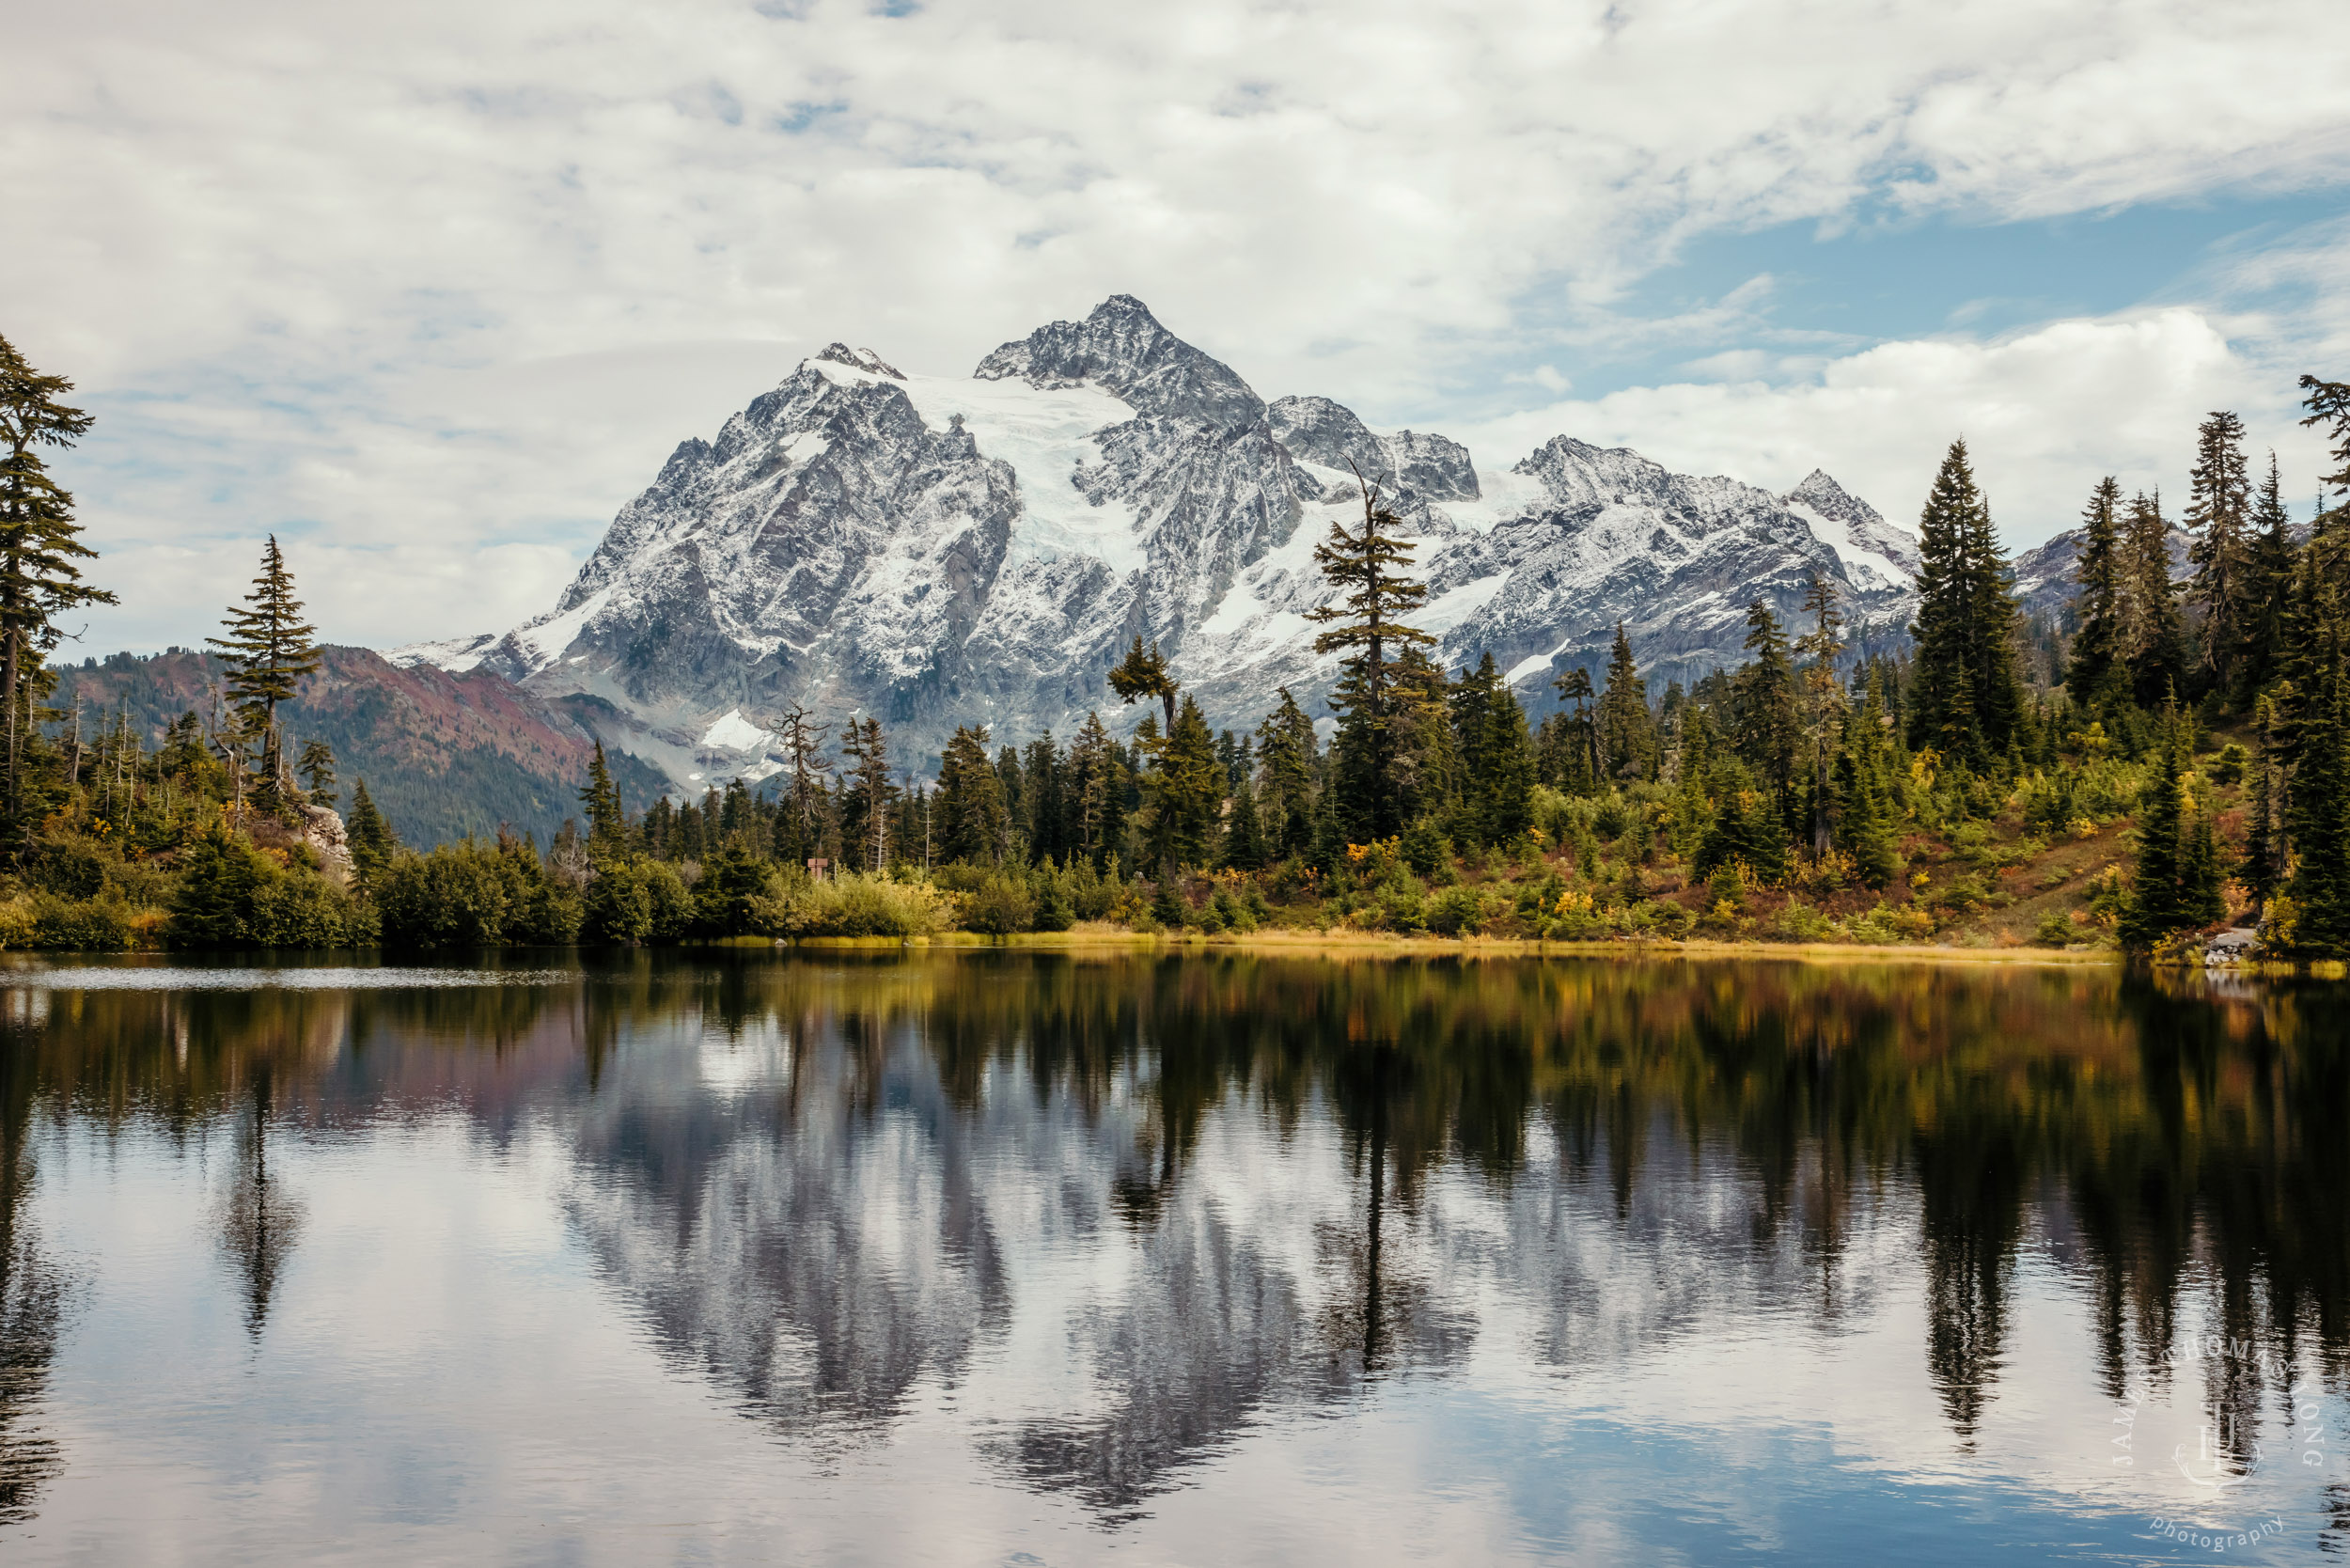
[47,647,670,848]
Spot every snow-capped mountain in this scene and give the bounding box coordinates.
[396,296,1917,783]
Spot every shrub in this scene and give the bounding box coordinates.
[0,893,37,949]
[2208,743,2249,786]
[693,848,780,936]
[1400,817,1451,877]
[34,892,135,951]
[583,856,694,945]
[2033,910,2078,947]
[964,873,1037,935]
[374,838,565,949]
[1769,901,1837,942]
[1639,901,1696,939]
[1425,883,1490,936]
[30,838,110,900]
[761,872,955,938]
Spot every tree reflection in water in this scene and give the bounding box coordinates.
[2,953,2347,1528]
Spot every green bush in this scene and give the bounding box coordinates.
[2033,910,2078,947]
[771,872,956,937]
[34,891,135,951]
[30,837,109,900]
[1425,883,1491,936]
[1400,817,1452,877]
[964,873,1037,935]
[583,857,693,945]
[165,823,370,949]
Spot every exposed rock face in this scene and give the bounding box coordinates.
[400,297,1918,783]
[298,805,355,886]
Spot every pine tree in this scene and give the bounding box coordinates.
[841,717,897,869]
[1907,440,2023,767]
[2284,680,2350,957]
[2122,491,2186,709]
[1255,687,1319,859]
[1143,697,1225,870]
[1836,732,1900,888]
[345,778,398,886]
[2120,697,2220,950]
[1795,572,1849,855]
[578,741,627,862]
[2301,373,2350,503]
[208,536,321,801]
[2244,693,2285,905]
[1595,623,1654,781]
[1221,769,1269,870]
[1731,600,1799,819]
[295,738,337,807]
[1106,635,1179,735]
[1449,652,1534,845]
[1068,711,1121,870]
[0,334,115,732]
[2066,477,2129,711]
[1308,482,1434,841]
[2184,410,2252,695]
[2237,453,2296,699]
[1549,665,1600,794]
[1023,731,1065,865]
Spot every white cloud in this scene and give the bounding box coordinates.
[6,0,2350,649]
[1454,307,2340,542]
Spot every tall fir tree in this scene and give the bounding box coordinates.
[1795,572,1849,855]
[1308,481,1434,841]
[578,741,627,862]
[1106,636,1179,734]
[2122,491,2186,709]
[0,333,115,734]
[1449,652,1534,845]
[1255,687,1320,860]
[2243,693,2285,906]
[2284,681,2350,957]
[2184,410,2252,695]
[1141,696,1224,870]
[2065,477,2128,710]
[933,724,1003,868]
[1907,440,2023,767]
[344,778,398,886]
[2237,452,2296,700]
[1548,664,1600,794]
[841,717,898,869]
[1595,623,1654,781]
[208,536,321,801]
[1731,599,1799,821]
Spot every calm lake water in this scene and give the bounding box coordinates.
[0,950,2344,1565]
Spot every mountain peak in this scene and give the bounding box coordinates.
[974,295,1262,429]
[813,343,904,379]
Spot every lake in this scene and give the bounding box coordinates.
[0,949,2342,1564]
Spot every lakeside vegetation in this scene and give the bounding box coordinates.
[5,328,2350,962]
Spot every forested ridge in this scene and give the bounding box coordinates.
[5,322,2349,961]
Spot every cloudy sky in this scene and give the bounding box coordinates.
[10,0,2350,654]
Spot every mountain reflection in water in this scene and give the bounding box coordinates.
[1,952,2346,1562]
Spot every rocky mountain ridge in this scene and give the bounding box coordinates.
[397,296,1919,785]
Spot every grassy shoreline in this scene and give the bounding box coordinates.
[797,927,2120,965]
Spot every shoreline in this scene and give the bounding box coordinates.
[798,929,2122,966]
